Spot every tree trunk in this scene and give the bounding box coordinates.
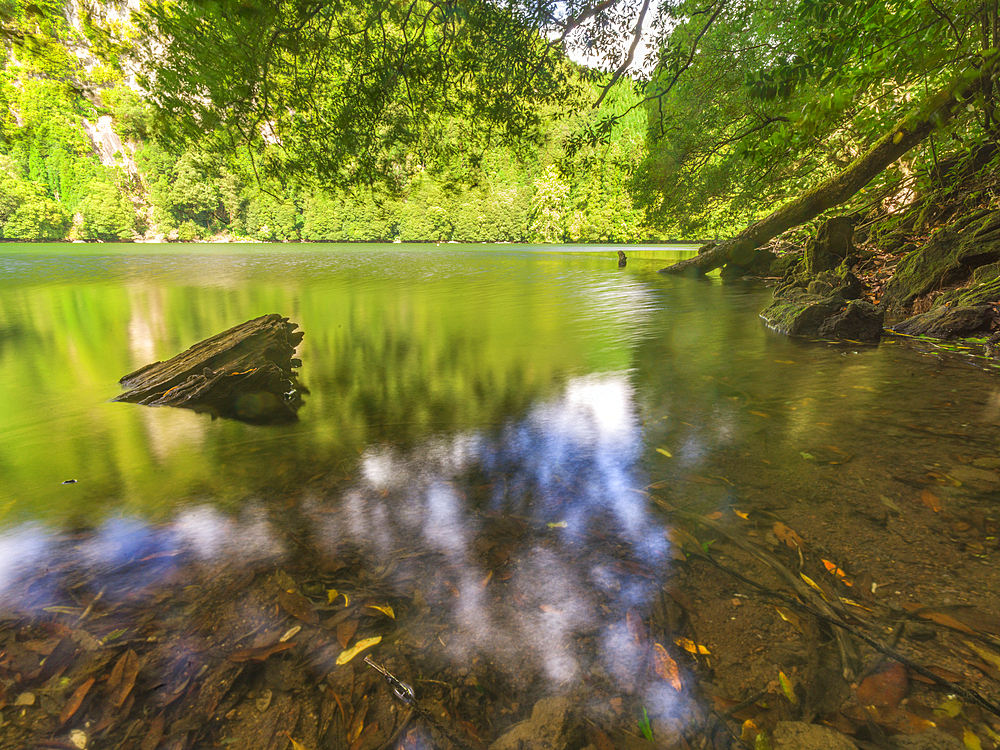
[660,51,1000,276]
[114,313,307,425]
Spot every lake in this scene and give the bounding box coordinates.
[2,243,999,747]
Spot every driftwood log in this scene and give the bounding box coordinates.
[114,314,306,425]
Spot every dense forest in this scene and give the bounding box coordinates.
[0,0,665,243]
[0,0,998,253]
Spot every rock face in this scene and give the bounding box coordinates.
[760,289,884,342]
[890,304,996,338]
[114,314,307,425]
[881,209,1000,318]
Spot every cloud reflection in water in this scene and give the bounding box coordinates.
[311,372,680,718]
[0,372,684,730]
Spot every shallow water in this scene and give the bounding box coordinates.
[3,242,1000,740]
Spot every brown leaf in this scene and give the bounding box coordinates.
[336,620,359,650]
[626,609,646,646]
[773,522,805,549]
[652,643,682,691]
[108,649,143,709]
[347,721,379,750]
[140,713,165,750]
[59,676,94,725]
[228,641,295,663]
[856,661,907,708]
[902,603,976,635]
[279,590,319,625]
[920,489,942,512]
[348,695,369,744]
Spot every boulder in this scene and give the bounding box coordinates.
[489,696,586,750]
[880,209,1000,317]
[760,289,884,342]
[889,304,996,338]
[804,216,855,274]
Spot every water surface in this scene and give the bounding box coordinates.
[2,242,1000,737]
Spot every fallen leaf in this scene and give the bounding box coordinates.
[348,722,379,750]
[108,649,143,708]
[228,641,295,663]
[656,447,673,458]
[286,734,311,750]
[774,606,804,633]
[964,729,983,750]
[902,603,976,635]
[348,696,369,743]
[546,521,568,528]
[279,590,319,625]
[335,620,358,650]
[327,589,339,605]
[779,671,798,705]
[774,522,805,549]
[653,643,682,690]
[626,610,646,646]
[674,637,710,655]
[921,489,942,512]
[822,559,847,578]
[366,604,395,619]
[749,411,769,418]
[734,510,750,520]
[59,677,95,725]
[335,636,382,666]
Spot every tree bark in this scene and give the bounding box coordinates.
[114,313,306,425]
[660,51,1000,276]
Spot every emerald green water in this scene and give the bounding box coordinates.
[0,243,702,526]
[5,242,1000,731]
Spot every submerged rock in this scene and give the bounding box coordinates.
[772,722,857,750]
[760,289,884,342]
[489,696,585,750]
[889,304,996,338]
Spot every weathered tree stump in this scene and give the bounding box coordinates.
[114,314,307,425]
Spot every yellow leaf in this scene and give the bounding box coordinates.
[774,606,803,632]
[656,447,673,458]
[327,589,339,604]
[547,521,567,528]
[779,671,798,705]
[734,510,750,520]
[964,728,983,750]
[749,411,770,418]
[342,592,351,606]
[674,637,710,655]
[893,130,904,144]
[799,573,828,600]
[773,360,795,364]
[286,735,310,750]
[335,636,382,665]
[366,604,395,619]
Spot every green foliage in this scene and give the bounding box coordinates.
[77,180,136,240]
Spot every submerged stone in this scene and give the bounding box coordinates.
[760,289,883,342]
[890,304,996,338]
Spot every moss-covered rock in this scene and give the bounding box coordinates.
[880,209,1000,317]
[890,305,996,338]
[760,289,883,342]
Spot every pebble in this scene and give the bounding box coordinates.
[69,730,87,749]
